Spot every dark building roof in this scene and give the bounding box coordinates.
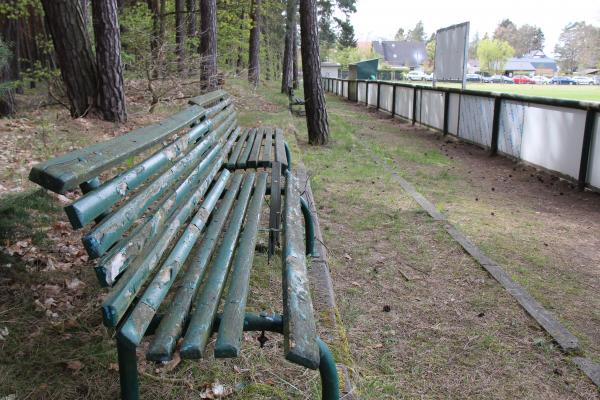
[372,41,427,68]
[505,52,558,72]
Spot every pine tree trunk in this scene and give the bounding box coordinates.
[92,0,127,122]
[175,0,185,72]
[235,7,245,76]
[299,0,329,145]
[186,0,196,38]
[41,0,98,118]
[263,32,271,81]
[281,0,296,93]
[80,0,89,27]
[199,0,217,92]
[147,0,160,78]
[292,26,299,89]
[0,40,16,117]
[247,0,261,87]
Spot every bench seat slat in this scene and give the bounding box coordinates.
[188,89,229,108]
[95,126,239,286]
[260,128,274,167]
[237,128,257,169]
[147,173,245,361]
[180,173,257,359]
[83,114,237,259]
[275,129,288,167]
[282,172,320,370]
[246,128,264,168]
[214,172,268,357]
[226,128,250,169]
[118,170,231,347]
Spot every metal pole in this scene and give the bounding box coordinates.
[443,92,450,135]
[365,81,369,106]
[412,87,417,125]
[117,336,139,400]
[376,81,381,110]
[317,338,341,400]
[300,197,317,257]
[391,85,397,118]
[578,109,596,190]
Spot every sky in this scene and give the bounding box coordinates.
[350,0,600,56]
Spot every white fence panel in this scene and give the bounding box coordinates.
[498,100,525,158]
[448,93,460,135]
[357,82,366,103]
[368,83,378,106]
[379,84,393,113]
[420,90,445,130]
[395,87,413,119]
[588,113,600,188]
[520,104,586,179]
[337,81,342,95]
[459,95,494,147]
[343,81,348,98]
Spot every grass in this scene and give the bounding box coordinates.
[407,82,600,101]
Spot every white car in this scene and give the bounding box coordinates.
[572,76,594,85]
[406,70,428,81]
[531,75,551,85]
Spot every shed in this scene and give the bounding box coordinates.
[321,62,341,78]
[348,58,379,80]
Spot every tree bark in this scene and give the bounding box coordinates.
[80,0,89,27]
[92,0,127,122]
[186,0,196,38]
[235,7,245,75]
[281,0,296,93]
[299,0,329,145]
[147,0,160,78]
[199,0,217,92]
[292,25,299,89]
[247,0,261,87]
[175,0,185,72]
[41,0,98,118]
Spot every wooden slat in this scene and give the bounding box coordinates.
[237,128,257,169]
[275,128,287,167]
[29,105,206,194]
[282,172,320,369]
[247,128,264,168]
[226,128,250,169]
[188,90,229,108]
[260,128,274,167]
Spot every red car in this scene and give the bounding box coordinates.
[512,75,534,84]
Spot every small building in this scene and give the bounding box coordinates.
[348,58,379,80]
[321,62,341,78]
[504,51,558,76]
[371,40,427,70]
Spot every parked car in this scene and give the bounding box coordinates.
[512,75,534,84]
[481,75,493,83]
[531,75,551,85]
[466,73,483,82]
[406,70,428,81]
[550,76,576,85]
[572,76,594,85]
[594,76,600,85]
[490,75,514,84]
[424,73,433,81]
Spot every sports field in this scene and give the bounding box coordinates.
[411,82,600,102]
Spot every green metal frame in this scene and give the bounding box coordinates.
[116,313,339,400]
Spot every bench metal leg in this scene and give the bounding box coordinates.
[117,336,139,400]
[317,338,341,400]
[300,197,317,257]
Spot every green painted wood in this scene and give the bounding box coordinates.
[95,125,239,286]
[83,113,237,259]
[225,128,249,169]
[237,128,257,169]
[180,173,257,359]
[100,131,241,326]
[282,171,320,369]
[259,128,273,167]
[275,128,287,167]
[29,105,206,194]
[118,171,231,347]
[146,173,245,361]
[188,90,229,107]
[246,128,264,168]
[214,172,268,357]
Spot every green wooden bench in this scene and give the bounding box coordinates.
[28,90,339,400]
[288,87,306,116]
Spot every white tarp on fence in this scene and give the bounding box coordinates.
[395,87,413,119]
[588,113,600,187]
[379,84,393,113]
[459,95,494,147]
[368,83,378,107]
[420,90,445,130]
[434,22,469,82]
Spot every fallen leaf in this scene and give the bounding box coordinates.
[343,253,352,261]
[199,381,234,399]
[66,278,85,291]
[66,360,84,372]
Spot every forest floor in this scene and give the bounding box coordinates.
[1,78,599,399]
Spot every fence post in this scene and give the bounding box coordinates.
[578,109,596,191]
[490,97,502,155]
[365,81,369,106]
[391,85,396,118]
[412,87,417,125]
[376,81,381,110]
[443,91,450,135]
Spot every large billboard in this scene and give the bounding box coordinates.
[434,22,469,86]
